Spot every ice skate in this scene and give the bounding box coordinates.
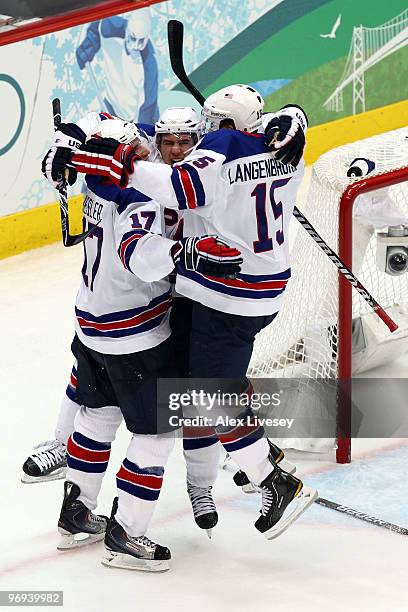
[102,499,170,572]
[233,440,296,494]
[255,466,318,540]
[267,440,296,474]
[187,482,218,538]
[22,439,67,484]
[57,481,108,550]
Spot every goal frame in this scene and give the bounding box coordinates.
[336,166,408,463]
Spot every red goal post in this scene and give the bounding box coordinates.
[337,166,408,462]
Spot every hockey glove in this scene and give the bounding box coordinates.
[171,236,243,278]
[72,138,143,187]
[264,105,308,167]
[41,122,86,188]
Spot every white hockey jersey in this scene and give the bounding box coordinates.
[127,129,304,316]
[75,174,176,354]
[52,110,177,355]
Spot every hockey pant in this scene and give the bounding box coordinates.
[189,302,278,485]
[60,362,221,488]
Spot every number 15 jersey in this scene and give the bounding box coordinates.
[127,129,304,316]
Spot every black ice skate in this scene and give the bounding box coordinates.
[57,481,108,550]
[102,498,171,572]
[255,466,318,540]
[187,482,218,538]
[22,439,67,484]
[233,441,296,494]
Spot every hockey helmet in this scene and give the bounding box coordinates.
[89,118,145,145]
[155,107,203,141]
[202,84,264,133]
[89,118,157,160]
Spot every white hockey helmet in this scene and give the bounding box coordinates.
[89,118,145,144]
[125,8,151,53]
[89,118,158,160]
[155,107,203,142]
[202,84,264,133]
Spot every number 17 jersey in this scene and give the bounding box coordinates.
[75,175,175,355]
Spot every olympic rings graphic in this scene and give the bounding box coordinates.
[0,74,25,156]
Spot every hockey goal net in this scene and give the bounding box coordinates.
[248,127,408,463]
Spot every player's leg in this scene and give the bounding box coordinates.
[57,337,123,549]
[21,362,80,484]
[100,337,178,571]
[104,432,175,572]
[189,303,317,539]
[183,430,221,536]
[170,296,220,535]
[58,404,123,549]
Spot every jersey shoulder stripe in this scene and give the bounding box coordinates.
[197,129,267,164]
[171,163,206,210]
[118,229,149,272]
[99,112,115,121]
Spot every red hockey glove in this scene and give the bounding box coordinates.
[72,138,141,187]
[171,236,243,278]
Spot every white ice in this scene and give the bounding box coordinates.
[1,242,407,612]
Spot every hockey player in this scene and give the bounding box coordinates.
[36,114,241,569]
[76,9,159,124]
[68,84,318,539]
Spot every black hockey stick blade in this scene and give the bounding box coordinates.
[316,497,408,536]
[52,97,62,128]
[52,98,96,247]
[167,20,205,106]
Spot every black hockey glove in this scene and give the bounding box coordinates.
[264,105,308,167]
[42,122,85,188]
[72,138,142,187]
[171,236,243,278]
[42,147,77,188]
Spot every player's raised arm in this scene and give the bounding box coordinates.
[262,104,308,168]
[71,133,225,212]
[41,111,134,190]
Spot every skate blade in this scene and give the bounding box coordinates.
[242,482,259,494]
[21,467,67,484]
[277,458,296,475]
[57,529,105,550]
[206,529,213,539]
[263,486,318,541]
[101,549,170,572]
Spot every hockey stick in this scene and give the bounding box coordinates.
[52,99,96,247]
[293,209,398,332]
[316,497,408,536]
[167,20,205,106]
[166,19,398,333]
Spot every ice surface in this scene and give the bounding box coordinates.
[1,243,407,612]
